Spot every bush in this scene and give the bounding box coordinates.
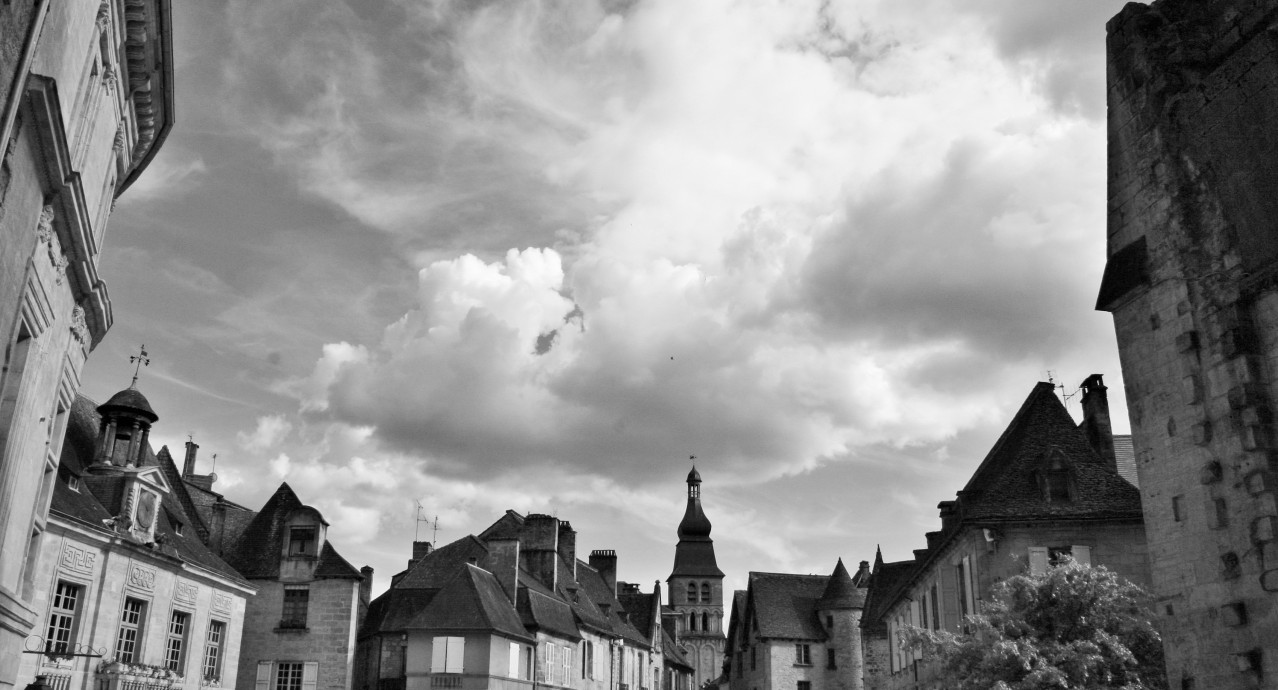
[899,558,1166,689]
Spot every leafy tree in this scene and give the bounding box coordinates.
[900,558,1166,690]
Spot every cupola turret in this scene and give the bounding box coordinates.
[92,385,158,469]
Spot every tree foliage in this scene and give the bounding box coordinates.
[900,559,1166,690]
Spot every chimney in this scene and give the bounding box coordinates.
[1079,374,1117,472]
[558,521,577,581]
[853,561,870,586]
[522,514,560,591]
[183,440,198,478]
[408,541,433,570]
[938,501,958,532]
[484,538,521,603]
[359,566,373,606]
[924,531,943,550]
[589,549,617,597]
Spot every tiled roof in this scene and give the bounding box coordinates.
[816,558,865,610]
[408,565,533,641]
[669,539,724,579]
[958,382,1143,521]
[860,559,917,634]
[519,588,581,640]
[745,572,829,641]
[362,588,438,636]
[1113,435,1138,487]
[396,536,490,589]
[222,482,362,580]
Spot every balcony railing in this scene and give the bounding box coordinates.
[430,676,462,688]
[95,661,182,690]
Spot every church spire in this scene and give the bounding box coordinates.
[678,466,713,539]
[669,465,723,579]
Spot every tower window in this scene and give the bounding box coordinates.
[700,582,710,602]
[702,612,709,631]
[687,582,697,603]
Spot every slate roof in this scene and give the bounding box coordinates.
[1113,434,1138,487]
[519,588,582,640]
[957,382,1143,521]
[396,536,490,589]
[221,482,362,581]
[860,553,917,635]
[744,572,830,641]
[362,588,438,636]
[409,565,533,641]
[816,558,865,610]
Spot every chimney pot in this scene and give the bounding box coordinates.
[1080,373,1117,472]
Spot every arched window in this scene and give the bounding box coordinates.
[700,582,711,603]
[687,582,697,603]
[702,612,710,631]
[689,612,697,631]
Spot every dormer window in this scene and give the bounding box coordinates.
[173,520,184,536]
[1036,449,1076,503]
[289,527,316,555]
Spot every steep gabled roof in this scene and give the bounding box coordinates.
[408,564,533,641]
[519,587,581,640]
[222,482,361,580]
[860,556,918,634]
[362,588,439,637]
[958,382,1143,521]
[1113,435,1137,487]
[397,536,490,589]
[745,572,828,641]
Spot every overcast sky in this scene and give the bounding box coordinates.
[82,0,1134,597]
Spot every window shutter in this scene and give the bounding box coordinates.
[564,646,572,684]
[510,643,520,679]
[536,644,546,683]
[432,637,447,673]
[302,663,318,690]
[1071,545,1092,567]
[1028,547,1049,576]
[961,556,976,615]
[446,637,465,673]
[256,662,272,690]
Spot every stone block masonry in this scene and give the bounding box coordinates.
[1101,1,1278,687]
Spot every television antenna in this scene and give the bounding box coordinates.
[415,502,438,544]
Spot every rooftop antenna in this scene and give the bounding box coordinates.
[415,502,437,544]
[129,344,150,387]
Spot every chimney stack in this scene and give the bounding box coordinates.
[408,540,433,570]
[938,501,958,532]
[484,537,520,603]
[1079,374,1117,472]
[359,566,373,607]
[558,521,577,581]
[183,440,198,478]
[589,550,617,597]
[522,514,560,591]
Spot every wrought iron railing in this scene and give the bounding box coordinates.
[430,676,462,688]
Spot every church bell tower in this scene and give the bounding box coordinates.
[668,467,725,688]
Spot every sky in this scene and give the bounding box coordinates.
[81,0,1136,598]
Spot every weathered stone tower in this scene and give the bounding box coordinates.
[815,559,866,690]
[668,467,726,688]
[1100,1,1278,686]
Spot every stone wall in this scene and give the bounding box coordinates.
[238,579,360,690]
[1103,0,1278,686]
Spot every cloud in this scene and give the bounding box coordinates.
[121,149,208,202]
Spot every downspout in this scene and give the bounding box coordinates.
[0,0,51,150]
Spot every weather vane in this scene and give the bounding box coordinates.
[129,344,150,387]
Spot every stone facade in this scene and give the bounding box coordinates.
[1100,1,1278,686]
[859,378,1149,689]
[0,1,172,687]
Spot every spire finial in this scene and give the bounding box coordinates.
[129,344,150,387]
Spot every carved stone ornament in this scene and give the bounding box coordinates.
[174,580,198,604]
[113,123,126,153]
[211,592,231,612]
[96,1,112,32]
[70,305,89,345]
[127,563,156,591]
[36,205,54,243]
[102,65,119,93]
[38,205,69,284]
[60,543,97,574]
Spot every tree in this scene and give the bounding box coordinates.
[900,559,1166,690]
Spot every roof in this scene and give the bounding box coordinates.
[409,565,533,641]
[816,558,865,610]
[957,382,1143,521]
[1113,435,1137,487]
[99,386,158,422]
[860,556,917,634]
[222,482,362,580]
[519,588,581,640]
[744,572,830,640]
[362,588,438,637]
[396,536,490,589]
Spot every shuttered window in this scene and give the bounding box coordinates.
[432,636,465,673]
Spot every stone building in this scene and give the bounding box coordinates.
[208,483,368,690]
[724,560,868,690]
[667,468,725,689]
[1099,0,1278,686]
[617,581,696,690]
[859,378,1150,689]
[12,386,252,690]
[0,1,172,686]
[354,510,670,690]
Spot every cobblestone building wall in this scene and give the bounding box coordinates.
[1101,1,1278,686]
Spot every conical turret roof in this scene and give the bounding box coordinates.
[816,558,865,610]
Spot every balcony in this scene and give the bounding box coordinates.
[95,661,182,690]
[430,676,462,688]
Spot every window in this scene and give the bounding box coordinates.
[165,611,189,671]
[510,642,522,679]
[46,581,81,654]
[203,621,225,682]
[827,648,836,669]
[173,520,184,536]
[562,645,572,685]
[546,643,558,684]
[115,597,147,662]
[276,662,305,690]
[432,636,465,674]
[690,612,697,631]
[930,584,940,630]
[281,585,309,628]
[289,527,316,555]
[825,615,833,629]
[700,582,710,602]
[702,612,710,632]
[956,556,975,628]
[750,645,756,670]
[687,582,697,603]
[798,682,811,690]
[794,643,811,665]
[582,641,593,679]
[1172,495,1184,521]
